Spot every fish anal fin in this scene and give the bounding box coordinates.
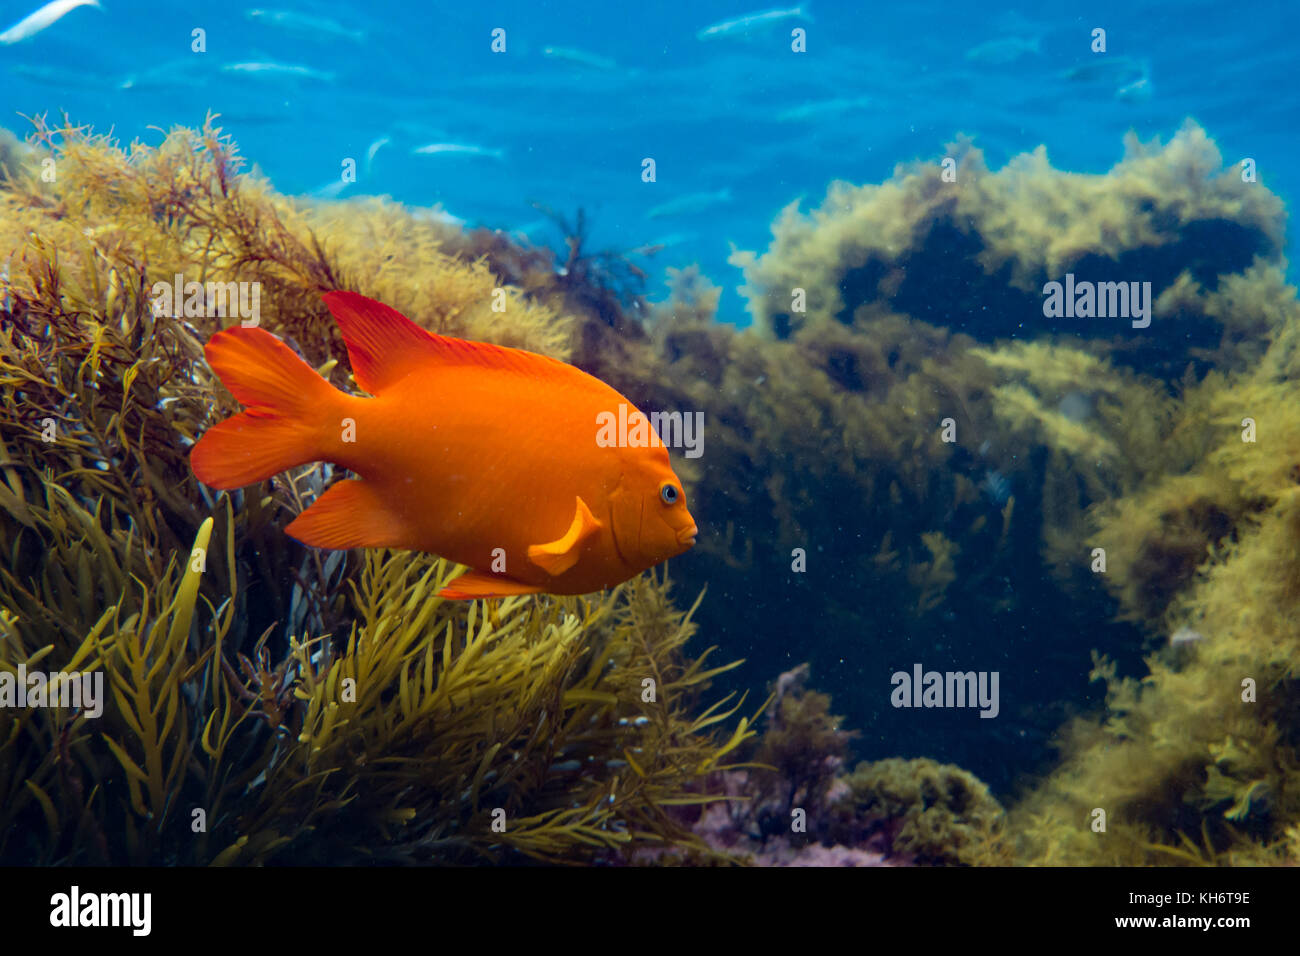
[285,479,407,550]
[527,496,602,577]
[438,569,543,600]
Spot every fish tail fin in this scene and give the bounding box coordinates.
[191,327,343,489]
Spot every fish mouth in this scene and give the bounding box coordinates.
[677,525,698,548]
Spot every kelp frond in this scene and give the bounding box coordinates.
[0,505,751,864]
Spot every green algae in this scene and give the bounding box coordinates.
[4,112,1300,867]
[0,118,754,865]
[831,757,1006,866]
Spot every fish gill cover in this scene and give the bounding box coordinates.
[0,1,1297,873]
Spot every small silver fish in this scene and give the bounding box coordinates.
[628,231,699,255]
[222,61,336,82]
[11,63,110,89]
[646,188,733,220]
[542,45,617,70]
[411,142,505,160]
[646,231,698,248]
[775,95,872,122]
[0,0,99,45]
[1169,627,1205,648]
[245,8,365,42]
[979,469,1012,505]
[697,5,811,41]
[1061,55,1147,86]
[120,59,213,91]
[965,35,1041,65]
[365,137,390,162]
[364,136,390,174]
[310,179,352,200]
[1116,74,1153,102]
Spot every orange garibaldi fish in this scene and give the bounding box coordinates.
[190,291,698,599]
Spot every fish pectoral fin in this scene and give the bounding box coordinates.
[285,479,408,550]
[527,496,602,577]
[438,569,543,600]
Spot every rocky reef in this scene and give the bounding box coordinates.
[582,121,1300,863]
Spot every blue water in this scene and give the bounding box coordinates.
[4,0,1296,323]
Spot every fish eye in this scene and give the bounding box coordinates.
[659,483,679,505]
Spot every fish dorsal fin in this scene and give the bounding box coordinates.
[321,290,583,394]
[322,291,442,393]
[527,496,602,577]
